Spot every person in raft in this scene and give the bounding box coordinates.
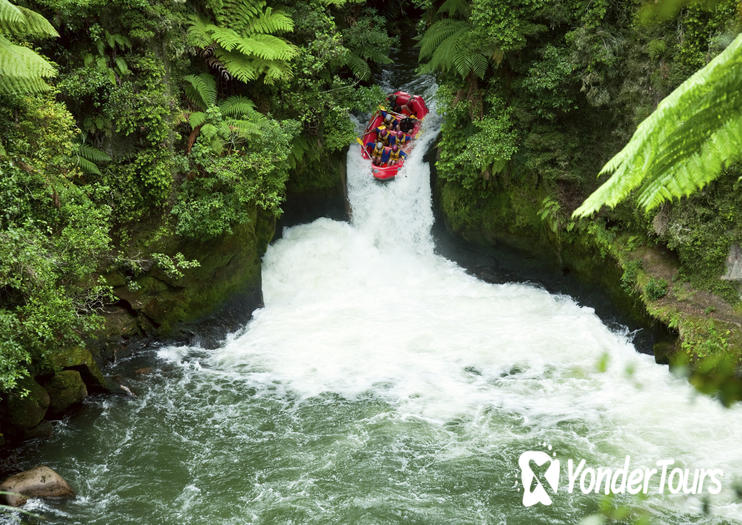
[399,116,416,133]
[389,144,407,165]
[367,141,384,164]
[386,130,399,148]
[379,145,393,166]
[381,110,400,131]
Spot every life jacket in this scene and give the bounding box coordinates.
[390,149,401,162]
[387,133,397,147]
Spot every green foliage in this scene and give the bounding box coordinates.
[172,117,299,239]
[151,252,200,280]
[0,94,112,391]
[418,14,492,79]
[645,277,669,300]
[187,1,297,84]
[620,259,643,295]
[574,33,742,217]
[435,85,518,188]
[0,0,58,94]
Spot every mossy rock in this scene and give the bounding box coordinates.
[43,370,87,417]
[49,347,108,391]
[7,377,50,429]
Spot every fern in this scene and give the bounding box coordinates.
[77,143,110,175]
[184,73,217,109]
[218,96,255,117]
[187,1,296,85]
[0,0,23,29]
[189,111,207,128]
[437,0,470,17]
[0,2,58,94]
[345,52,371,81]
[573,33,742,217]
[79,143,112,163]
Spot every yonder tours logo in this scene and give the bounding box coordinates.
[518,448,724,507]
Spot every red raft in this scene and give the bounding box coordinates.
[359,91,429,181]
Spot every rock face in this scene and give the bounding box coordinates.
[42,370,88,417]
[0,466,75,506]
[722,244,742,282]
[49,347,109,392]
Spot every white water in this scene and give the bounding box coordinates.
[185,82,742,521]
[21,80,742,524]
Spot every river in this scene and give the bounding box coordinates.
[7,76,742,525]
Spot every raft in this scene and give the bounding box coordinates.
[359,91,429,181]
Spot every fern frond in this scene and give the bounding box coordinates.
[226,117,261,137]
[259,58,292,84]
[437,0,470,17]
[0,36,56,78]
[218,96,255,117]
[0,72,50,94]
[186,15,213,48]
[15,6,58,37]
[242,8,294,35]
[345,52,370,81]
[217,0,265,32]
[573,33,742,217]
[78,157,102,175]
[189,111,207,128]
[214,49,258,82]
[183,73,217,109]
[0,0,23,30]
[419,19,469,60]
[79,143,111,162]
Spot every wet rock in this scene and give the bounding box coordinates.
[49,347,108,392]
[135,367,152,375]
[654,341,677,365]
[43,370,87,417]
[22,421,53,440]
[7,377,49,429]
[0,466,74,506]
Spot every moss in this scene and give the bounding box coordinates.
[48,347,108,391]
[43,370,88,417]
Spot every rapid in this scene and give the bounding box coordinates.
[9,75,742,525]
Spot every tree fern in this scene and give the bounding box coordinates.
[418,17,493,80]
[573,33,742,217]
[0,2,58,94]
[187,1,296,85]
[184,73,217,109]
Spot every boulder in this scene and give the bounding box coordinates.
[43,370,87,417]
[7,377,50,429]
[0,466,74,506]
[49,347,108,392]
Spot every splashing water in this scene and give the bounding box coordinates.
[13,78,742,525]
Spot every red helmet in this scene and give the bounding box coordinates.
[392,144,399,152]
[380,129,388,137]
